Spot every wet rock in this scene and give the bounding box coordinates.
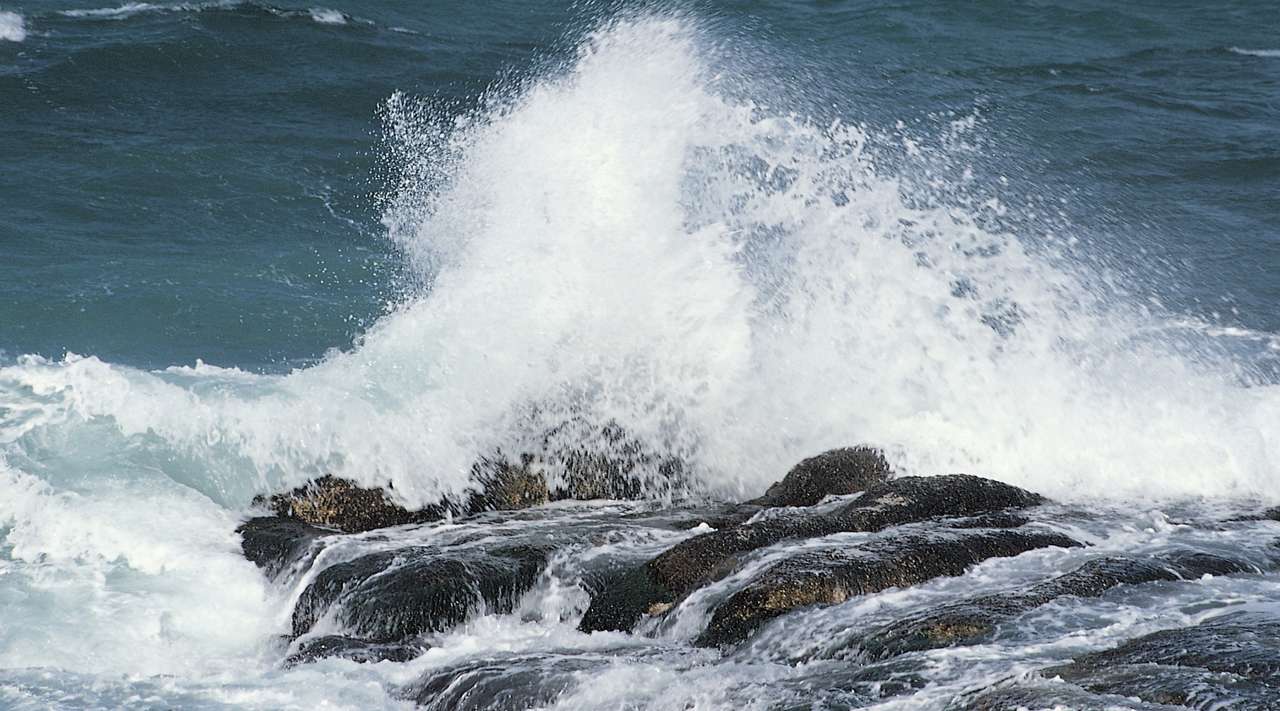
[580,474,1048,633]
[468,457,551,511]
[959,683,1181,710]
[1265,506,1280,522]
[398,653,609,710]
[292,543,551,641]
[1049,662,1278,711]
[750,446,891,508]
[236,515,333,579]
[1053,611,1280,686]
[858,551,1263,660]
[698,528,1080,646]
[258,475,441,533]
[1012,612,1280,710]
[283,635,426,667]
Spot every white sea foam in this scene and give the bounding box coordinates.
[0,10,25,41]
[1,15,1278,517]
[309,7,347,25]
[62,2,167,19]
[1230,47,1280,58]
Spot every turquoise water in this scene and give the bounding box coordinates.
[1,2,1278,708]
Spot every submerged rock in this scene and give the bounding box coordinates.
[580,474,1048,633]
[749,446,891,508]
[960,683,1182,710]
[857,551,1265,660]
[283,635,426,667]
[698,528,1080,646]
[967,611,1280,710]
[1052,610,1280,685]
[398,652,615,710]
[292,543,551,642]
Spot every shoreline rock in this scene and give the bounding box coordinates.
[579,474,1050,634]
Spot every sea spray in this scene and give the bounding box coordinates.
[1,14,1277,515]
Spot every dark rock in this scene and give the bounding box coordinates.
[856,552,1261,660]
[398,653,609,710]
[283,635,426,667]
[257,475,442,534]
[468,457,551,512]
[1049,662,1279,711]
[750,446,891,508]
[697,528,1080,646]
[292,544,551,641]
[236,516,333,579]
[1265,506,1280,522]
[580,474,1048,633]
[1030,611,1280,710]
[960,684,1180,710]
[1057,611,1280,685]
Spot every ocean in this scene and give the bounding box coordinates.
[1,1,1278,709]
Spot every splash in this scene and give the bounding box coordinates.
[1,15,1277,509]
[0,10,24,42]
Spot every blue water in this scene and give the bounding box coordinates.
[1,2,1279,709]
[3,1,1277,370]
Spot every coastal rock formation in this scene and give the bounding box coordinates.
[749,446,891,508]
[697,528,1080,646]
[579,474,1049,634]
[236,515,334,579]
[964,611,1280,710]
[253,422,681,534]
[257,475,438,533]
[856,551,1265,660]
[291,543,552,641]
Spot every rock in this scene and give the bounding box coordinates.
[1265,506,1280,522]
[749,446,891,508]
[1031,611,1280,710]
[580,474,1048,633]
[856,551,1264,660]
[960,684,1180,710]
[468,457,551,511]
[291,543,551,642]
[697,528,1080,646]
[236,515,333,579]
[254,422,681,535]
[1053,611,1280,684]
[398,652,610,710]
[257,475,441,534]
[283,635,426,667]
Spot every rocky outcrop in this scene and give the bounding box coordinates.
[961,685,1180,711]
[257,476,440,534]
[291,543,552,642]
[253,423,683,534]
[1049,610,1280,685]
[857,551,1265,660]
[398,652,613,710]
[236,515,333,578]
[965,611,1280,710]
[579,475,1049,634]
[698,528,1080,646]
[749,446,891,508]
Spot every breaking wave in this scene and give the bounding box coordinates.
[1,14,1277,511]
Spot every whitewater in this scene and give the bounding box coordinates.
[1,11,1278,711]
